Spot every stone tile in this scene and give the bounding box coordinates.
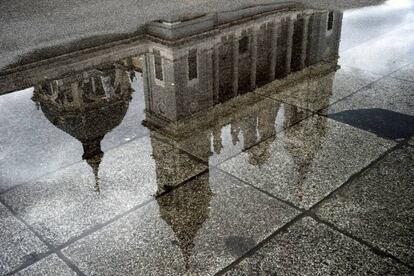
[0,74,149,192]
[322,77,414,140]
[1,135,207,246]
[15,254,76,276]
[255,66,380,112]
[324,77,414,117]
[62,169,299,275]
[0,203,48,275]
[224,217,411,276]
[168,93,311,165]
[0,88,81,192]
[339,33,414,75]
[315,145,414,266]
[390,63,414,82]
[218,115,396,209]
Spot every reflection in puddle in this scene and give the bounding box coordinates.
[31,65,135,192]
[141,5,341,165]
[0,5,343,268]
[2,1,414,275]
[0,3,343,194]
[157,172,213,269]
[4,2,412,274]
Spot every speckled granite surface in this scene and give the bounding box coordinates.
[1,0,413,275]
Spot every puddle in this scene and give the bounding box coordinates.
[0,4,342,192]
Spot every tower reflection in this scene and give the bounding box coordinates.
[20,4,343,264]
[32,64,134,192]
[156,173,213,269]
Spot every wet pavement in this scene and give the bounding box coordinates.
[0,0,413,275]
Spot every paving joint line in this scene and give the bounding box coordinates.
[215,212,307,275]
[213,112,316,168]
[5,251,56,276]
[319,59,413,116]
[1,195,87,276]
[307,212,414,269]
[390,75,414,84]
[315,72,390,115]
[214,167,304,213]
[217,204,412,276]
[53,167,208,252]
[253,90,318,115]
[2,166,208,276]
[152,134,209,167]
[214,134,412,275]
[0,197,58,276]
[165,107,315,170]
[0,132,150,196]
[309,137,410,212]
[55,251,88,276]
[0,160,81,196]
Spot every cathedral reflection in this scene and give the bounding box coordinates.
[26,3,341,262]
[156,173,213,269]
[32,64,135,192]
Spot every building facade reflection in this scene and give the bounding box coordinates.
[14,4,343,263]
[142,8,341,124]
[28,4,342,191]
[141,6,341,166]
[25,4,343,186]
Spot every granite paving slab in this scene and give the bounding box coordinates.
[0,203,48,275]
[172,93,311,166]
[323,77,414,140]
[62,169,299,275]
[390,63,414,83]
[1,135,207,247]
[323,77,414,117]
[224,217,411,275]
[15,254,76,276]
[218,115,396,209]
[255,66,380,112]
[315,145,414,266]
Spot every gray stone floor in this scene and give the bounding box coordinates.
[1,1,414,275]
